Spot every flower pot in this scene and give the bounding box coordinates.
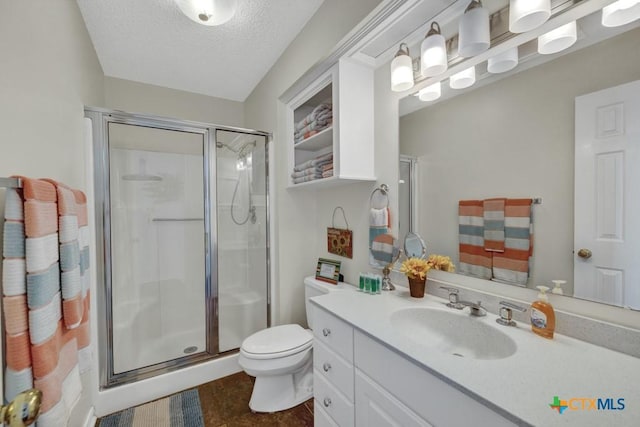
[408,276,426,298]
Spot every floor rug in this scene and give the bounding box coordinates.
[99,388,204,427]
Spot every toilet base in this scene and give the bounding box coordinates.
[248,359,313,413]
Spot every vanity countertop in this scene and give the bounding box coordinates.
[311,287,640,426]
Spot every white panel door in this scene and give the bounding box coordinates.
[574,80,640,309]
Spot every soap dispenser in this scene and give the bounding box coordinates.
[551,280,566,295]
[530,286,555,339]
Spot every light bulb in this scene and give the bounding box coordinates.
[449,66,476,89]
[488,47,519,74]
[509,0,551,33]
[391,43,415,92]
[175,0,237,26]
[602,0,640,27]
[421,22,448,78]
[418,82,441,102]
[538,21,577,55]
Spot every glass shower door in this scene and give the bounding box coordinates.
[108,122,208,374]
[215,129,269,352]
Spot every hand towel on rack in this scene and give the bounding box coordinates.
[483,198,506,252]
[492,199,534,286]
[2,177,91,426]
[370,233,396,265]
[458,200,492,279]
[369,207,390,253]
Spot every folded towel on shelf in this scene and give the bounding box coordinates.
[322,170,334,178]
[291,167,322,179]
[292,175,322,184]
[483,198,506,252]
[293,152,334,172]
[492,199,534,286]
[294,119,333,144]
[322,164,333,172]
[295,103,332,132]
[458,200,492,280]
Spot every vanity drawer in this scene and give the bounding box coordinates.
[314,401,340,427]
[313,339,354,400]
[313,307,354,363]
[314,368,354,427]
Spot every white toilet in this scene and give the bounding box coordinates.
[238,276,353,413]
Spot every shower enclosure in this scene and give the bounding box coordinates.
[86,108,270,387]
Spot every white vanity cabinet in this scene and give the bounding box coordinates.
[287,58,375,188]
[312,305,517,427]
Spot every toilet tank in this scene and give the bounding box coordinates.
[304,276,355,330]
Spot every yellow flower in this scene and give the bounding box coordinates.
[400,254,456,279]
[426,254,456,272]
[400,257,431,280]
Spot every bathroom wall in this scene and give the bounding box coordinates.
[244,0,385,326]
[104,77,245,126]
[400,28,640,294]
[0,1,104,425]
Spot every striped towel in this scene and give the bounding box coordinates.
[293,152,334,172]
[458,200,492,279]
[483,198,505,252]
[294,103,332,132]
[492,199,534,286]
[370,233,397,265]
[2,177,91,427]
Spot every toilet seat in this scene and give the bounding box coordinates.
[241,324,312,360]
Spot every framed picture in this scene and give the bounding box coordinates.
[316,258,341,284]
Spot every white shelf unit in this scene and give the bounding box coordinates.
[287,58,376,188]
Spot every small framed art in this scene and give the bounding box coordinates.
[315,258,341,284]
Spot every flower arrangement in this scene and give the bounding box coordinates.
[400,254,455,280]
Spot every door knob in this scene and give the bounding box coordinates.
[0,389,42,427]
[577,248,592,259]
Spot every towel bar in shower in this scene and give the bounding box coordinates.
[152,218,204,222]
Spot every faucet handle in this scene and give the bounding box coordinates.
[499,301,527,312]
[440,286,460,306]
[496,301,526,326]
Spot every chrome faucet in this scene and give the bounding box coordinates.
[457,300,487,317]
[440,286,462,309]
[440,286,486,316]
[496,301,527,326]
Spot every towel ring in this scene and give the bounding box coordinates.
[370,184,389,209]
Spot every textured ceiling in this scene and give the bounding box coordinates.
[76,0,324,101]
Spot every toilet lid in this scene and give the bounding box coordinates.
[241,324,312,355]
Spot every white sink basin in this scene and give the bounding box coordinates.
[390,307,517,360]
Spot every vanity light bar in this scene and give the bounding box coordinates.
[409,0,585,85]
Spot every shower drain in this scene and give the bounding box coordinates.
[183,346,198,354]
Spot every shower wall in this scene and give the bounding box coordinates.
[109,147,206,373]
[217,131,268,352]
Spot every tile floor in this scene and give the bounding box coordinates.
[97,372,314,427]
[198,372,314,427]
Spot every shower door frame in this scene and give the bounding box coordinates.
[86,107,272,388]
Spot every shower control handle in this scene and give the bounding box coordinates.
[322,328,331,337]
[323,362,331,372]
[323,397,332,408]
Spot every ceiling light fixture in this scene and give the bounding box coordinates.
[602,0,640,27]
[391,43,415,92]
[538,21,577,55]
[458,0,490,57]
[487,47,519,73]
[509,0,551,33]
[175,0,237,26]
[449,66,476,89]
[418,82,442,102]
[421,22,448,77]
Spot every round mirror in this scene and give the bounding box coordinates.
[404,232,426,259]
